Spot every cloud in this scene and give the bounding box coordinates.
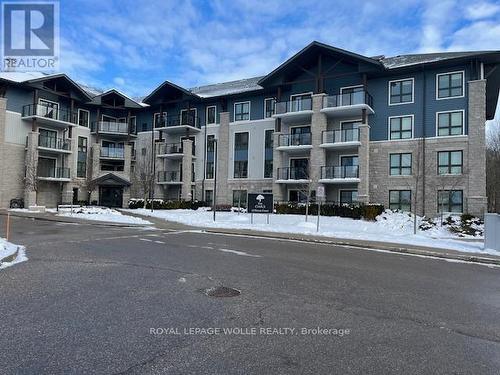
[465,1,500,20]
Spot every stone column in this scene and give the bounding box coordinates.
[216,112,230,205]
[310,94,327,188]
[123,144,132,180]
[467,79,487,216]
[358,124,370,203]
[24,132,39,207]
[272,131,284,202]
[181,139,193,200]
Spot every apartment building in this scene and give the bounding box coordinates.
[0,42,499,217]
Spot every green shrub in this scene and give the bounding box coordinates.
[274,202,384,221]
[128,199,209,210]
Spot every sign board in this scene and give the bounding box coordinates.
[247,193,273,214]
[316,185,325,199]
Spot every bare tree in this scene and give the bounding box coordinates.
[294,163,313,222]
[487,121,500,213]
[132,146,155,204]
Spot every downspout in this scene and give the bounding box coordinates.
[422,65,427,217]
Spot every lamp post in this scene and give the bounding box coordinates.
[212,138,218,222]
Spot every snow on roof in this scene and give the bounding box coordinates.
[0,71,56,83]
[380,51,485,69]
[189,76,264,98]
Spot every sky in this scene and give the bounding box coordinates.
[52,0,500,98]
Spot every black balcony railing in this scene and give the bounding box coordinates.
[22,103,78,124]
[154,113,200,129]
[37,166,70,179]
[100,147,125,159]
[38,135,71,151]
[274,97,313,115]
[322,129,360,144]
[157,142,183,155]
[157,170,181,183]
[277,166,309,180]
[91,121,130,134]
[321,165,359,179]
[278,133,312,147]
[323,90,373,109]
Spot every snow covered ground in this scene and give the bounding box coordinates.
[56,207,152,225]
[128,208,497,256]
[0,238,27,270]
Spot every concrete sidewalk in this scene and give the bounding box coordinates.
[123,210,500,266]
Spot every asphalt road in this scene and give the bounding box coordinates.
[1,215,500,374]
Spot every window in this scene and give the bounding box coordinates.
[180,108,196,126]
[38,98,59,119]
[437,71,464,99]
[290,93,312,112]
[234,132,248,178]
[206,106,216,125]
[39,128,57,149]
[438,151,463,175]
[154,112,167,128]
[390,153,412,176]
[340,155,359,178]
[340,86,364,106]
[389,190,411,211]
[232,190,247,208]
[206,135,215,179]
[264,129,273,178]
[205,190,213,206]
[389,78,413,104]
[289,190,311,203]
[437,111,464,136]
[389,116,413,140]
[340,190,358,204]
[129,116,137,134]
[38,157,56,177]
[290,158,309,179]
[77,137,88,178]
[438,190,463,213]
[234,101,250,121]
[264,98,276,118]
[78,109,90,127]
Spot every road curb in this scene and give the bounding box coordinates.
[0,210,150,228]
[201,229,500,266]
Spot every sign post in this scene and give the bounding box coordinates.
[316,185,325,232]
[247,193,273,224]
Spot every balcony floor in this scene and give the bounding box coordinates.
[276,145,312,153]
[155,125,201,134]
[37,146,72,154]
[320,104,374,118]
[320,141,361,149]
[272,110,313,124]
[37,177,71,182]
[22,115,76,129]
[275,179,311,184]
[319,178,360,184]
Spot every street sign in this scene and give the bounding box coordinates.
[316,185,325,199]
[247,193,273,214]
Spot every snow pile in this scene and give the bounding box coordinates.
[0,238,27,270]
[57,206,151,225]
[126,208,494,255]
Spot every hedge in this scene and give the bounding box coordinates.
[274,202,384,221]
[128,199,208,210]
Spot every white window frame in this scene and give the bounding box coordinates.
[205,134,216,180]
[289,92,313,112]
[180,108,197,125]
[38,98,59,119]
[233,131,250,179]
[153,112,167,127]
[38,155,58,177]
[435,109,465,138]
[338,189,358,204]
[388,152,413,177]
[206,105,217,125]
[387,114,415,141]
[436,70,465,100]
[234,101,251,122]
[388,78,415,106]
[264,97,276,118]
[77,109,90,127]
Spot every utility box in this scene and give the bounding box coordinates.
[484,214,500,252]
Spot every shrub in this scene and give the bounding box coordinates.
[274,202,384,221]
[128,198,209,210]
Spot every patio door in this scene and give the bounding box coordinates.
[340,156,358,178]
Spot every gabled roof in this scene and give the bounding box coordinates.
[380,51,500,69]
[258,41,384,86]
[90,89,144,109]
[190,76,264,98]
[142,80,200,105]
[23,73,94,101]
[92,173,131,186]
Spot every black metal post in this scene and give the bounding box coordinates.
[212,139,218,221]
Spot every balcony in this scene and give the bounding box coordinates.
[91,121,135,137]
[22,104,78,128]
[321,129,361,149]
[319,166,360,184]
[37,135,72,153]
[157,170,182,185]
[273,97,313,123]
[100,147,125,160]
[275,167,311,184]
[37,167,71,181]
[321,91,374,118]
[276,133,312,152]
[155,113,201,134]
[156,142,195,158]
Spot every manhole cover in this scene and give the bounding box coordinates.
[205,286,241,298]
